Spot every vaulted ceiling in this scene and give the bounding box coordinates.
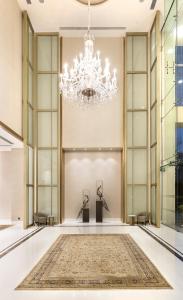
[17,0,164,36]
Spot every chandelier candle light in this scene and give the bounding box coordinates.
[59,0,118,105]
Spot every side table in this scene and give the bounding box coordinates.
[128,214,136,226]
[47,216,54,226]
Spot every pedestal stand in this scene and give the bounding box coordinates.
[96,201,103,222]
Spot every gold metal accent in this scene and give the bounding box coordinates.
[124,32,149,223]
[76,0,108,5]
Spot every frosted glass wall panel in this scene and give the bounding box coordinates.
[52,113,58,147]
[28,107,33,145]
[28,146,33,185]
[127,74,147,109]
[163,165,175,196]
[150,65,156,106]
[28,67,33,105]
[151,186,156,224]
[162,205,175,226]
[52,74,58,109]
[162,164,175,226]
[133,37,147,71]
[151,146,156,184]
[38,187,58,218]
[151,105,156,145]
[133,186,147,214]
[38,112,57,147]
[162,3,176,99]
[28,187,33,225]
[38,187,51,215]
[37,74,58,110]
[29,28,33,64]
[127,186,147,215]
[38,150,51,185]
[151,25,156,66]
[37,36,52,71]
[52,187,58,220]
[38,150,57,185]
[127,149,147,184]
[127,186,132,214]
[162,86,175,117]
[127,112,147,147]
[52,150,58,185]
[38,112,51,147]
[52,36,58,72]
[162,108,176,160]
[127,36,132,71]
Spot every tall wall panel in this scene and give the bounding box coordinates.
[150,12,161,226]
[36,34,60,223]
[22,12,35,227]
[124,34,149,220]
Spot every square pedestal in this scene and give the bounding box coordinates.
[96,201,103,222]
[83,208,89,223]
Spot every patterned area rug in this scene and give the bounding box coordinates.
[17,234,171,290]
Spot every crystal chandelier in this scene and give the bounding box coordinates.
[59,0,118,105]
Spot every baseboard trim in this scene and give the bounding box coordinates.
[0,226,44,259]
[139,225,183,262]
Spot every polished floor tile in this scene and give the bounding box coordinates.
[146,224,183,253]
[0,225,183,300]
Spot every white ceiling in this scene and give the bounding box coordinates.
[17,0,164,37]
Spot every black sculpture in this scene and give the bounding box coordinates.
[77,194,89,220]
[97,185,110,212]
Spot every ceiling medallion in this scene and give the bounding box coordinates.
[59,0,117,106]
[76,0,108,5]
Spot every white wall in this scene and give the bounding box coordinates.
[62,37,123,148]
[0,149,24,223]
[0,0,22,136]
[64,151,122,221]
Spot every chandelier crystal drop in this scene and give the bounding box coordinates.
[59,0,118,106]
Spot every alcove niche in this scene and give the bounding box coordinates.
[64,150,122,223]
